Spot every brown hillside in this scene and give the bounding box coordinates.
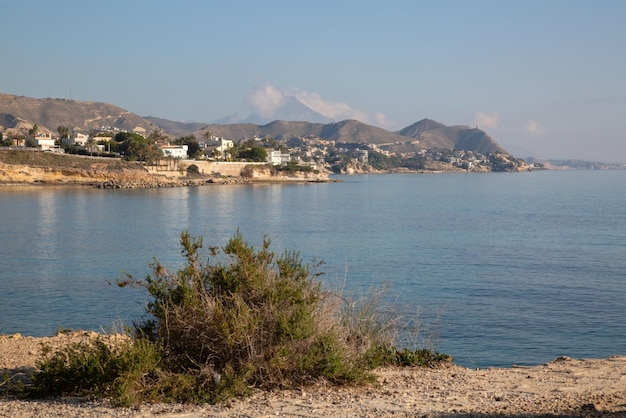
[187,119,434,147]
[398,119,505,153]
[0,94,156,134]
[1,93,511,156]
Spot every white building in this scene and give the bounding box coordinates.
[34,133,55,150]
[266,150,291,165]
[202,137,234,159]
[355,149,368,163]
[160,144,188,159]
[63,132,89,146]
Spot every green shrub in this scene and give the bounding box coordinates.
[30,336,162,406]
[126,231,375,390]
[29,231,451,405]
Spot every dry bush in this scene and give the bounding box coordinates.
[30,231,450,405]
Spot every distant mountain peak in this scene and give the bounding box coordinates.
[397,118,447,136]
[244,95,333,125]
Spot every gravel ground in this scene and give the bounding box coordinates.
[2,332,625,417]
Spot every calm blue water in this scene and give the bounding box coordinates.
[1,170,625,368]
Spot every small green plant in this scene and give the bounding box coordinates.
[367,346,452,368]
[56,325,74,334]
[29,231,451,405]
[30,336,166,406]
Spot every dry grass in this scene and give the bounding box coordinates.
[0,149,144,172]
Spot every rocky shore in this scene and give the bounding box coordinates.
[1,332,625,417]
[0,155,331,188]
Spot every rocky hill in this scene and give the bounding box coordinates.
[1,93,509,155]
[397,119,506,153]
[146,118,506,154]
[0,94,157,135]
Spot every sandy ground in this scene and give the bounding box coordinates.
[1,332,625,417]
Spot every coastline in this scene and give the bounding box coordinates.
[1,332,625,417]
[0,160,339,188]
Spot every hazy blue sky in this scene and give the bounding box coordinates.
[2,0,625,162]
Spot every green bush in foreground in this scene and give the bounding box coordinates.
[29,231,451,406]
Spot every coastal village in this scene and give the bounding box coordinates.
[0,122,534,185]
[5,93,624,184]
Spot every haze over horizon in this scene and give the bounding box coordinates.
[1,0,625,162]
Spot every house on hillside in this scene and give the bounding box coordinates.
[355,149,368,163]
[34,132,55,150]
[62,132,89,146]
[160,144,188,159]
[266,150,291,165]
[201,137,234,160]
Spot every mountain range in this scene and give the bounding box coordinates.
[0,93,507,155]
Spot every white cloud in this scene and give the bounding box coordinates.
[373,112,394,128]
[246,83,395,128]
[471,112,500,130]
[245,83,286,119]
[525,119,543,135]
[289,89,352,120]
[294,88,397,129]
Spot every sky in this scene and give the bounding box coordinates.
[2,0,625,162]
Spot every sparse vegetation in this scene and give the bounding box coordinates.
[28,231,450,406]
[276,160,315,173]
[0,149,145,172]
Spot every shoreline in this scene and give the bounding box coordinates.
[0,177,342,189]
[0,152,339,188]
[1,332,625,417]
[0,171,341,189]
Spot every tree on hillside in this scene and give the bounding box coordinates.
[0,132,11,147]
[0,133,15,147]
[238,146,268,162]
[173,135,201,158]
[115,132,162,163]
[86,136,99,156]
[236,138,268,162]
[28,124,39,138]
[146,129,169,144]
[57,126,70,139]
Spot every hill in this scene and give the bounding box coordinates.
[397,119,505,154]
[0,94,157,134]
[2,93,509,155]
[171,118,506,154]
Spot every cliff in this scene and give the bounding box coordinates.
[0,150,212,187]
[0,150,333,187]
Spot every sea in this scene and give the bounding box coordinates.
[1,170,625,368]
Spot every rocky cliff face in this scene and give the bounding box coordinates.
[0,151,332,187]
[0,150,205,187]
[243,165,332,182]
[0,159,188,187]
